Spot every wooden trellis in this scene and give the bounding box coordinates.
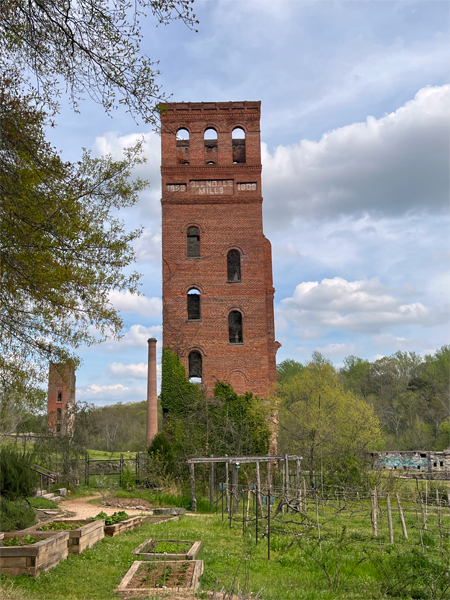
[186,454,302,512]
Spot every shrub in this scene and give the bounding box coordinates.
[0,445,38,500]
[0,497,36,531]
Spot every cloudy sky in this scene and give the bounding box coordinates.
[46,0,449,406]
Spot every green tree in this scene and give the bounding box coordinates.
[277,359,304,385]
[1,79,147,391]
[278,352,382,486]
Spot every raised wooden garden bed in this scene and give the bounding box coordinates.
[21,519,105,555]
[0,531,69,577]
[105,515,143,537]
[132,539,201,561]
[115,560,203,599]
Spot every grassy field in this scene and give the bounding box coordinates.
[2,488,450,600]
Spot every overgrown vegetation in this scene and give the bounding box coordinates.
[0,445,38,500]
[0,497,36,532]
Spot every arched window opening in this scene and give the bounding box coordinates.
[188,351,202,383]
[56,408,62,421]
[186,226,200,257]
[177,128,190,164]
[228,310,243,344]
[187,288,201,320]
[232,128,246,164]
[227,249,241,282]
[204,128,218,162]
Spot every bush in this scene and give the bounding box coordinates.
[0,497,36,531]
[0,445,38,499]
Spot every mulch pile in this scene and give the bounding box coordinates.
[101,497,152,509]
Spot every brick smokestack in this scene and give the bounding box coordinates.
[146,338,158,446]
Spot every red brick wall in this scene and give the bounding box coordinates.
[161,102,280,398]
[47,363,76,435]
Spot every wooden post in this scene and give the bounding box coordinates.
[189,462,196,512]
[267,490,271,561]
[285,454,290,512]
[256,461,263,517]
[225,458,230,513]
[303,478,308,514]
[419,491,427,530]
[232,464,239,513]
[267,460,272,497]
[437,489,443,557]
[209,455,214,505]
[396,493,408,539]
[387,493,394,545]
[296,459,302,512]
[371,489,378,536]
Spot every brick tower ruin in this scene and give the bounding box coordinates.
[47,362,76,435]
[161,101,280,397]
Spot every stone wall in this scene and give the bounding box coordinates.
[372,449,450,477]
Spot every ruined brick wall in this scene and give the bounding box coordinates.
[161,101,280,398]
[47,363,76,435]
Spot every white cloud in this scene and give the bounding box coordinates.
[108,290,161,317]
[119,324,162,348]
[108,362,148,378]
[78,383,130,398]
[262,85,449,226]
[314,342,355,356]
[373,334,430,351]
[134,228,162,263]
[281,277,448,334]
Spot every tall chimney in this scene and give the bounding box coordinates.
[146,338,158,446]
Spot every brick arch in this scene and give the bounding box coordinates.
[221,304,247,318]
[180,221,205,234]
[232,124,247,135]
[221,244,246,257]
[179,343,208,358]
[227,369,248,396]
[183,282,205,295]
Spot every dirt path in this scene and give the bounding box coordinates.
[58,494,151,519]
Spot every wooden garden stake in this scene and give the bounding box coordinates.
[189,462,196,513]
[209,455,214,505]
[419,491,427,530]
[371,489,378,537]
[296,459,302,512]
[285,454,290,512]
[396,493,408,539]
[386,493,394,545]
[256,461,263,517]
[437,489,444,558]
[225,458,230,513]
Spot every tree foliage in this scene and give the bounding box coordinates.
[161,348,271,463]
[278,352,382,485]
[0,78,147,390]
[1,0,198,121]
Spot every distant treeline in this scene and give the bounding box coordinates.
[278,345,450,452]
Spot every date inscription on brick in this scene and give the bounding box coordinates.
[190,180,234,195]
[166,184,187,192]
[237,183,257,191]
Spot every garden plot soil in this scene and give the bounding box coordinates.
[129,561,194,589]
[102,497,152,509]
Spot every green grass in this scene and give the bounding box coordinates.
[111,489,216,513]
[86,449,123,460]
[2,493,449,600]
[26,497,59,510]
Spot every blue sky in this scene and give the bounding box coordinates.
[45,0,450,406]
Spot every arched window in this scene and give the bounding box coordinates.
[187,226,200,257]
[227,249,241,282]
[228,310,243,344]
[187,288,201,320]
[204,128,218,163]
[232,127,246,163]
[188,351,202,383]
[177,128,189,164]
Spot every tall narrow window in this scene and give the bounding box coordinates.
[57,390,62,402]
[204,128,218,164]
[188,351,202,383]
[232,128,246,163]
[56,408,62,421]
[187,226,200,257]
[228,311,243,343]
[227,249,241,282]
[187,288,201,320]
[177,128,190,164]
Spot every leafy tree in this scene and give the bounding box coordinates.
[1,0,198,121]
[277,359,304,385]
[0,445,39,500]
[278,352,382,486]
[339,355,371,397]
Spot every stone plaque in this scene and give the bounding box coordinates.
[190,180,234,195]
